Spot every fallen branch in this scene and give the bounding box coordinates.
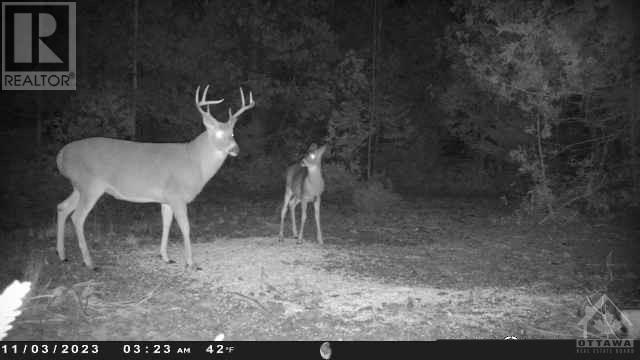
[27,294,56,301]
[133,283,163,306]
[111,281,165,306]
[525,324,572,338]
[226,291,269,313]
[17,318,68,324]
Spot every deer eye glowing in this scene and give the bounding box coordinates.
[215,130,224,139]
[310,154,316,159]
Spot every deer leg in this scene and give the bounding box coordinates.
[314,196,323,244]
[297,200,309,244]
[279,190,292,241]
[171,203,200,270]
[160,203,174,263]
[70,186,103,270]
[289,200,298,237]
[56,189,79,262]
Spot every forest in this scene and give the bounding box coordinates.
[0,0,638,342]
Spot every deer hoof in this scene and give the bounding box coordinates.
[56,251,67,262]
[185,263,202,271]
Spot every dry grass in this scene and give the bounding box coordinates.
[0,193,637,340]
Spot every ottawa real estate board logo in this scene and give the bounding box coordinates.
[2,2,76,90]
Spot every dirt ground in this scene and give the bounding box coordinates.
[1,191,638,340]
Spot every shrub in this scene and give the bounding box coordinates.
[219,154,286,196]
[47,88,133,146]
[352,179,402,213]
[322,163,358,204]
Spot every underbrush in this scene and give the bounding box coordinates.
[323,163,402,211]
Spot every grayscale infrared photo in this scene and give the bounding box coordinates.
[0,0,639,349]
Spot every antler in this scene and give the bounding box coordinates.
[228,87,255,124]
[195,85,224,118]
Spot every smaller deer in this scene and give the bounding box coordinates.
[279,144,327,244]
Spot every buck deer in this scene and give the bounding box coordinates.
[56,85,255,270]
[278,144,327,244]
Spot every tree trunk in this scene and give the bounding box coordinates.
[132,0,139,140]
[631,64,640,203]
[367,0,379,180]
[35,92,42,148]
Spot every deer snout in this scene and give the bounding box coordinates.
[228,143,239,156]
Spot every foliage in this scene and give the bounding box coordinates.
[28,0,637,215]
[326,51,371,173]
[132,0,341,143]
[24,0,455,200]
[439,79,528,159]
[445,0,638,217]
[324,162,402,210]
[322,163,359,204]
[352,179,402,213]
[47,86,133,145]
[427,157,505,196]
[218,154,286,196]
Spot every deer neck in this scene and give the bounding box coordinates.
[305,164,324,186]
[188,131,229,183]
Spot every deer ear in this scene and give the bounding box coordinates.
[318,145,327,155]
[308,143,318,152]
